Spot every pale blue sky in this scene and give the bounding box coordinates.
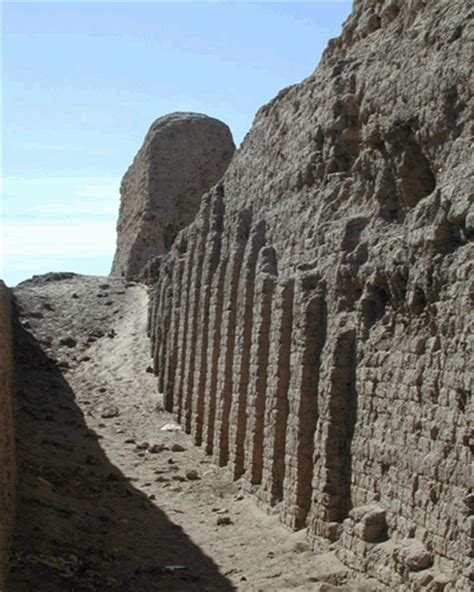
[2,1,352,286]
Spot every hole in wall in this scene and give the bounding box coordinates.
[361,286,390,329]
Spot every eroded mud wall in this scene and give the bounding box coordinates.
[149,1,473,589]
[111,112,235,280]
[0,281,15,587]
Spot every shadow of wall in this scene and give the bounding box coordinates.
[7,312,235,592]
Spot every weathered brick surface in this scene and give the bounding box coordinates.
[0,281,15,587]
[149,1,473,588]
[111,112,234,279]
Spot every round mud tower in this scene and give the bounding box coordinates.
[111,112,235,279]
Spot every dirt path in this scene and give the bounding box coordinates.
[7,274,373,592]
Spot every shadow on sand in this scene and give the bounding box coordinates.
[7,315,235,592]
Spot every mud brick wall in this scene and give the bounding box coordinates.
[149,1,473,589]
[0,281,15,587]
[111,112,235,280]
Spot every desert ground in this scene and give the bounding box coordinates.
[6,273,378,592]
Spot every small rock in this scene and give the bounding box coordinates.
[89,329,105,338]
[186,469,200,481]
[59,336,77,348]
[149,494,156,500]
[398,540,433,572]
[160,422,181,432]
[98,514,111,523]
[101,406,120,418]
[171,444,186,452]
[98,387,107,393]
[149,444,164,453]
[108,330,116,338]
[168,458,175,465]
[37,476,53,489]
[163,565,188,574]
[71,293,79,299]
[136,442,150,450]
[125,438,136,444]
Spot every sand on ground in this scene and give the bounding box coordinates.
[6,274,376,592]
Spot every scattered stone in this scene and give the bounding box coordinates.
[149,444,164,453]
[145,366,153,373]
[89,329,104,338]
[397,540,433,572]
[37,477,53,489]
[101,406,120,419]
[171,444,186,452]
[59,336,77,348]
[186,470,200,481]
[350,505,387,542]
[160,423,181,432]
[163,565,188,574]
[29,311,44,319]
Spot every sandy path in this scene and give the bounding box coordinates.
[6,274,373,592]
